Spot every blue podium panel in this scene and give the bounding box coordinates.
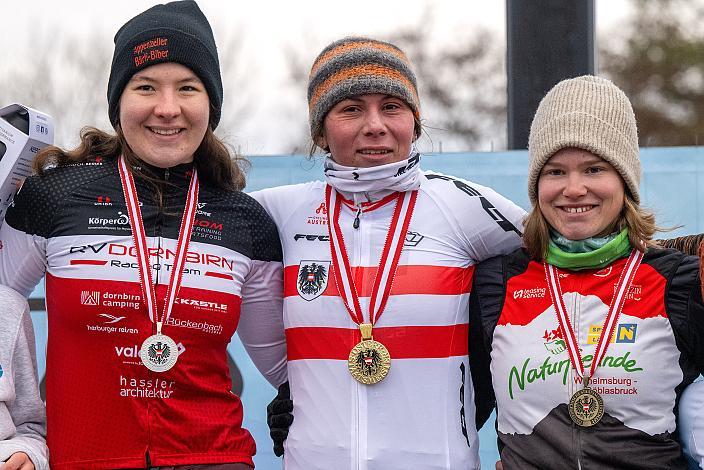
[28,146,704,469]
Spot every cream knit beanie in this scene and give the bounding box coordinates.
[527,75,640,205]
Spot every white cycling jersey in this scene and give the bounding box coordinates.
[680,380,704,469]
[252,172,525,470]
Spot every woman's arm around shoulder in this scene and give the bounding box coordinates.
[236,194,287,388]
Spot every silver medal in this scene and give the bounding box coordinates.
[140,334,178,372]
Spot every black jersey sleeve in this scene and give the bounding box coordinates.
[469,254,508,430]
[664,250,704,375]
[5,174,60,237]
[237,192,282,263]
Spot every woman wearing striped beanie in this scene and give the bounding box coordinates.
[252,37,525,469]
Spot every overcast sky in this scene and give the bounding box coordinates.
[3,0,633,154]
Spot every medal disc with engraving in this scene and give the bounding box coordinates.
[140,334,179,373]
[348,339,391,385]
[568,387,604,427]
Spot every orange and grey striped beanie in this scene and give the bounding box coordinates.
[308,37,421,142]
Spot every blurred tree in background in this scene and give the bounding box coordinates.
[2,0,703,153]
[600,0,704,146]
[388,21,505,153]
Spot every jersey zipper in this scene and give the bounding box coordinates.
[353,202,367,470]
[353,204,362,229]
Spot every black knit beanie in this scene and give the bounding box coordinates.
[107,0,223,129]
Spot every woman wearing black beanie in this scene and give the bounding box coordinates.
[0,1,286,468]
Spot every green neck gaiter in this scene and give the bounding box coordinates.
[546,228,631,270]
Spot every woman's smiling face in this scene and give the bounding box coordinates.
[319,94,415,168]
[538,147,626,240]
[119,62,210,168]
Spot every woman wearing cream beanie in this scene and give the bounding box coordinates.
[470,75,704,469]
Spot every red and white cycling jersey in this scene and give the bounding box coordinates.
[471,248,704,469]
[252,173,524,470]
[0,159,286,469]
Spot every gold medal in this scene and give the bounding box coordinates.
[326,188,418,387]
[348,323,391,385]
[568,386,604,427]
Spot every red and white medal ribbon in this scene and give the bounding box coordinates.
[118,155,199,337]
[325,185,418,331]
[544,249,643,386]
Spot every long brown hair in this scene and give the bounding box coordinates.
[33,125,247,191]
[523,193,660,261]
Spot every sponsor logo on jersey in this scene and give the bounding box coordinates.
[543,327,566,355]
[196,202,212,217]
[425,173,522,236]
[173,297,228,313]
[80,290,141,310]
[294,233,330,242]
[69,242,236,271]
[621,284,642,301]
[115,343,185,365]
[119,374,175,399]
[587,323,638,345]
[86,314,138,335]
[78,156,104,166]
[194,218,222,231]
[94,195,113,206]
[115,344,142,358]
[100,313,126,324]
[193,215,223,241]
[297,260,330,301]
[513,287,546,300]
[593,266,613,277]
[307,203,328,225]
[81,290,101,306]
[404,231,424,247]
[87,211,130,230]
[166,317,223,335]
[294,230,422,246]
[393,153,420,177]
[506,351,642,399]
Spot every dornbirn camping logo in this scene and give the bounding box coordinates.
[81,291,101,306]
[543,327,566,355]
[297,260,330,301]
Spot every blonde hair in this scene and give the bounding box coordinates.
[522,193,659,261]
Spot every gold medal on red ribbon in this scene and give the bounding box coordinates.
[348,323,391,384]
[326,186,418,385]
[544,250,643,426]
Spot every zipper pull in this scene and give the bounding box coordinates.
[353,205,362,229]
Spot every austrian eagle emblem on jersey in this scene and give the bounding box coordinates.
[297,260,330,301]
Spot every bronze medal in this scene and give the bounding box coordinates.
[348,323,390,384]
[568,386,604,427]
[544,251,643,427]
